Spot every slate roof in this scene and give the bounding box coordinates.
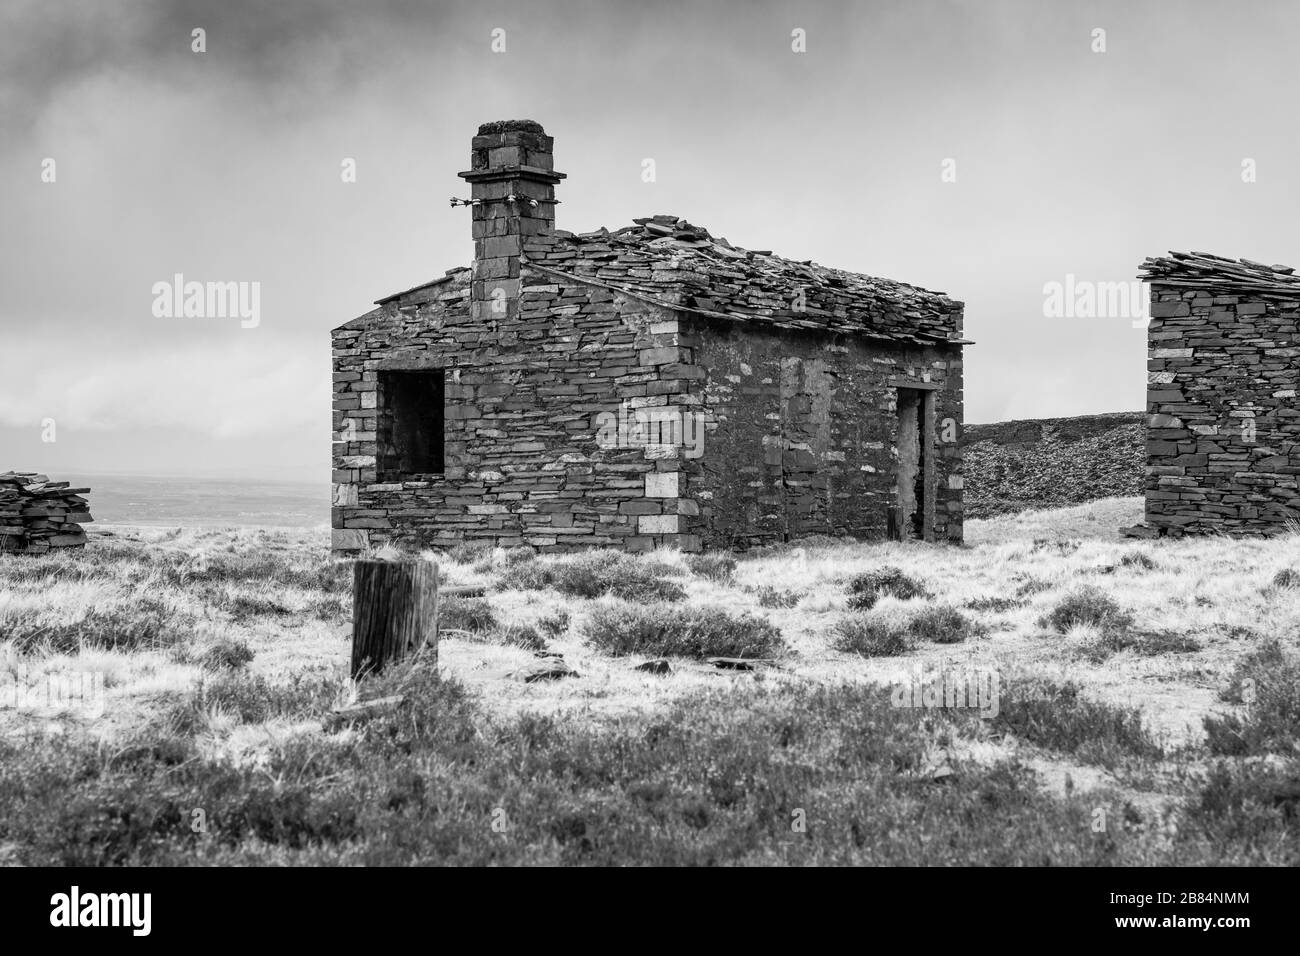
[1139,251,1300,298]
[523,215,965,346]
[363,214,966,346]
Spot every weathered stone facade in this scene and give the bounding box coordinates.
[1137,252,1300,536]
[685,321,963,547]
[331,121,967,554]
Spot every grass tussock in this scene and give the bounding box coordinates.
[834,604,977,656]
[194,637,255,672]
[754,586,804,609]
[908,605,978,644]
[964,596,1025,613]
[1014,578,1053,597]
[1270,568,1300,590]
[833,617,911,657]
[1039,586,1133,635]
[1119,552,1158,571]
[496,552,686,603]
[496,622,547,652]
[583,603,784,659]
[6,596,196,655]
[1183,761,1300,861]
[1204,639,1300,757]
[536,610,570,639]
[1082,628,1201,663]
[845,567,930,611]
[988,678,1163,768]
[437,596,497,636]
[224,592,293,622]
[165,671,349,733]
[446,541,494,566]
[686,552,737,582]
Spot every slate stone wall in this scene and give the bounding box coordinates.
[1145,287,1300,535]
[331,270,693,553]
[684,319,964,547]
[332,284,966,553]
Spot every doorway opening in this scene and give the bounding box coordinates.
[895,388,930,540]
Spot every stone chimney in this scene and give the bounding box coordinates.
[458,120,564,322]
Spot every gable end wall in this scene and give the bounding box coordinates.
[331,267,695,553]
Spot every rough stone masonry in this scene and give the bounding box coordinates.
[1136,251,1300,536]
[331,120,968,554]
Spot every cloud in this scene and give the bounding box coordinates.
[0,334,329,439]
[0,0,398,132]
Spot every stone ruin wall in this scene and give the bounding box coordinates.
[685,319,964,547]
[333,275,966,554]
[1146,287,1300,535]
[331,266,701,554]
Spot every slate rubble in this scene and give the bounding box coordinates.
[0,472,94,553]
[962,414,1144,519]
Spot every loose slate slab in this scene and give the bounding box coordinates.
[705,657,779,671]
[512,658,579,683]
[1120,524,1159,539]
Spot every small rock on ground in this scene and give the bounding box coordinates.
[634,659,673,675]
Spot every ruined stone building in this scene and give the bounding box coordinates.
[1137,252,1300,535]
[331,120,968,554]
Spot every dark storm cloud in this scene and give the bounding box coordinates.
[6,0,1300,478]
[0,0,439,132]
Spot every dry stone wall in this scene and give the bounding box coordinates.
[1140,253,1300,536]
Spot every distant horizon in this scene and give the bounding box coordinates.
[47,468,326,485]
[45,470,330,528]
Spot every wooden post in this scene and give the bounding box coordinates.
[350,560,439,680]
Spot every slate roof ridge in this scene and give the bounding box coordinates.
[1139,251,1300,297]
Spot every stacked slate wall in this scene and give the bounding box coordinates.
[685,319,964,547]
[1146,287,1300,535]
[331,267,697,553]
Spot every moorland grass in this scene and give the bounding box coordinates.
[0,665,1292,866]
[1204,639,1300,757]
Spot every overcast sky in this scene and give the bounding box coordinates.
[3,0,1299,481]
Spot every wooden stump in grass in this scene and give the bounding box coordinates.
[350,559,439,680]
